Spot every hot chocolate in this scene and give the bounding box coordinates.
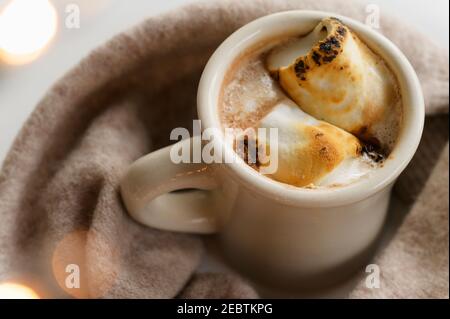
[219,17,402,188]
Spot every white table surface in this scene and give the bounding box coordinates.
[0,0,449,163]
[0,0,448,298]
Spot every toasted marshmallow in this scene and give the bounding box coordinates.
[257,99,372,187]
[267,17,401,151]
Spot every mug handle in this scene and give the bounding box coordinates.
[120,137,220,234]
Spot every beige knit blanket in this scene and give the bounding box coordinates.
[0,0,448,298]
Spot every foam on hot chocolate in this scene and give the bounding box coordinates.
[221,56,285,130]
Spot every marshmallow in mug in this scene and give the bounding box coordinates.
[255,99,376,187]
[267,18,402,151]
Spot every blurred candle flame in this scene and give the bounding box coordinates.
[0,282,39,299]
[0,0,57,65]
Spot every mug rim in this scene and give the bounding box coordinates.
[197,10,425,207]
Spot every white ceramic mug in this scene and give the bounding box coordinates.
[120,11,424,287]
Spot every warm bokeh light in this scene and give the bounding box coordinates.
[0,0,57,65]
[52,230,120,298]
[0,282,39,299]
